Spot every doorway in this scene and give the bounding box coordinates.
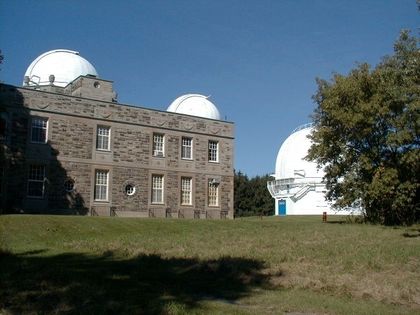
[278,199,286,216]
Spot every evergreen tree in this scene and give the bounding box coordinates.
[234,170,274,217]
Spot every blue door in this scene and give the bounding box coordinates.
[278,199,286,216]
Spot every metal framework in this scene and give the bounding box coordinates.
[267,177,324,201]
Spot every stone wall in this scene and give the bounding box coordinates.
[0,81,234,218]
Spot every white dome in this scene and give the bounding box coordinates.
[23,49,98,87]
[167,94,221,120]
[275,124,324,180]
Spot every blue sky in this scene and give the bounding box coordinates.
[0,1,418,176]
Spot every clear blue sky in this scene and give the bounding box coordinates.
[0,1,418,177]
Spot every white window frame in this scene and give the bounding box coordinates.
[94,170,109,201]
[208,179,219,207]
[96,126,111,151]
[27,165,45,198]
[181,177,192,205]
[208,140,219,162]
[31,117,48,144]
[181,137,193,160]
[153,133,165,157]
[151,175,164,204]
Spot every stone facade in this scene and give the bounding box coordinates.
[0,76,234,218]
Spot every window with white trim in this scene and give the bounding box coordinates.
[31,117,48,143]
[208,179,219,207]
[181,137,193,160]
[208,140,219,162]
[27,165,45,198]
[94,170,109,201]
[153,133,164,157]
[96,126,111,151]
[151,175,164,204]
[181,177,192,205]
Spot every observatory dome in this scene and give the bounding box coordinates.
[23,49,98,87]
[167,94,221,120]
[275,124,324,180]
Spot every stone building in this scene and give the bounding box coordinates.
[0,49,234,218]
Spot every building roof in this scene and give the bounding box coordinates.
[275,124,324,180]
[23,49,98,87]
[167,94,221,120]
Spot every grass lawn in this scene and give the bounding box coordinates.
[1,215,419,314]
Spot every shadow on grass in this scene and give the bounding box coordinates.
[325,220,346,224]
[0,250,272,314]
[402,228,420,238]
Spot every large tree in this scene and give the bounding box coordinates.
[307,31,419,225]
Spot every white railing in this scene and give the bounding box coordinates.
[290,184,315,201]
[267,177,323,199]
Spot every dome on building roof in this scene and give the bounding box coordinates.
[23,49,98,87]
[275,124,324,180]
[167,94,221,120]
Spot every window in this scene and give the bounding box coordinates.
[27,165,45,198]
[0,115,7,142]
[31,117,48,143]
[153,133,164,157]
[181,137,193,160]
[0,167,3,195]
[181,177,192,205]
[151,175,164,204]
[96,126,110,151]
[64,178,75,192]
[208,140,219,162]
[94,170,109,201]
[125,184,136,196]
[208,179,219,207]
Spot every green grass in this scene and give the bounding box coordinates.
[1,215,419,314]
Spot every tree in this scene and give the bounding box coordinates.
[234,170,274,217]
[234,170,251,216]
[307,31,419,225]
